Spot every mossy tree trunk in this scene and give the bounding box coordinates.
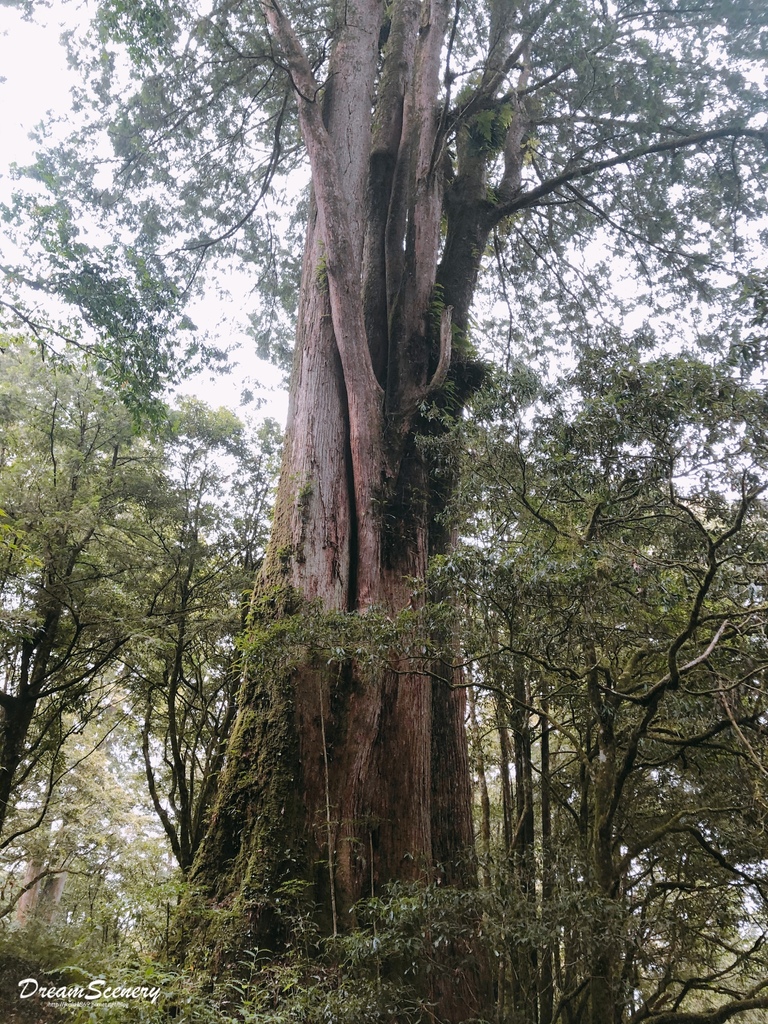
[182,0,496,997]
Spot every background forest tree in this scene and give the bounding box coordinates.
[0,340,280,1001]
[449,335,768,1024]
[1,0,768,1022]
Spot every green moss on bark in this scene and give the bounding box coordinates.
[173,658,307,967]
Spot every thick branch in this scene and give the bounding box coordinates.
[493,127,768,225]
[640,983,768,1024]
[143,707,184,868]
[260,0,382,411]
[608,618,730,830]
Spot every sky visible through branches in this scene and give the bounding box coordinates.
[0,0,289,421]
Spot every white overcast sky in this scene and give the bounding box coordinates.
[0,2,288,423]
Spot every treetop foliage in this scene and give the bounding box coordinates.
[4,0,767,386]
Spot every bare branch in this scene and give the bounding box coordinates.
[640,976,768,1024]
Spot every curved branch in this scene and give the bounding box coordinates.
[639,981,768,1024]
[184,89,290,253]
[425,305,453,396]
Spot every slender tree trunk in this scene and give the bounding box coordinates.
[496,696,516,856]
[539,694,554,1024]
[588,655,621,1024]
[468,685,492,889]
[510,664,539,1024]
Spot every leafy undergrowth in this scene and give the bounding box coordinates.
[1,883,492,1024]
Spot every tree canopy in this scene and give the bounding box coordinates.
[5,0,768,371]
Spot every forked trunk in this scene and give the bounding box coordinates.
[187,242,476,922]
[181,2,503,1017]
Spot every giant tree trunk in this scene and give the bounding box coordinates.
[182,2,524,1015]
[186,195,476,929]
